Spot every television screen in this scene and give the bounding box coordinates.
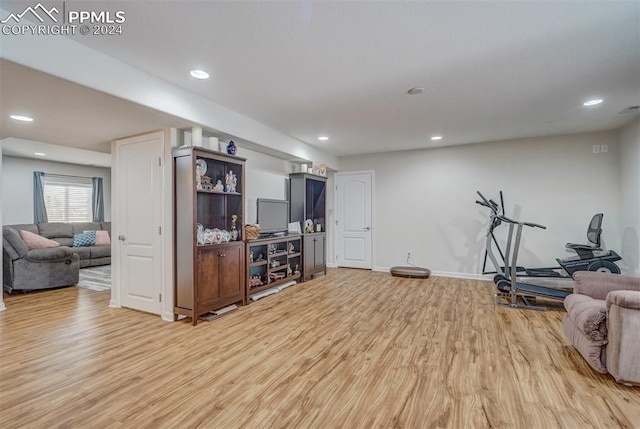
[257,198,289,234]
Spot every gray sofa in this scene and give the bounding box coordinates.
[3,222,111,293]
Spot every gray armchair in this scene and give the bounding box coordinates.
[3,226,80,293]
[563,271,640,386]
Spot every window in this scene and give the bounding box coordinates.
[43,175,93,222]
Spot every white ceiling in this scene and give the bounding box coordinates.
[1,1,639,159]
[0,60,193,154]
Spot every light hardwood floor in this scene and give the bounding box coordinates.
[1,268,638,428]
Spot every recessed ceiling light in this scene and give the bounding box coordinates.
[583,98,603,106]
[190,69,210,80]
[407,87,425,95]
[34,152,46,156]
[10,114,34,122]
[318,136,329,141]
[430,135,443,141]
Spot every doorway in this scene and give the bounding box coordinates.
[335,171,373,269]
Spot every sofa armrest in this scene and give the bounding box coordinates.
[605,290,640,385]
[3,226,28,260]
[607,290,640,311]
[573,271,640,300]
[25,246,76,262]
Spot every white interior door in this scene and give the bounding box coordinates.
[336,171,373,269]
[115,132,163,315]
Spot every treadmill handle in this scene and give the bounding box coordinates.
[524,221,546,229]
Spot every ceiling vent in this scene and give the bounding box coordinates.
[618,105,640,114]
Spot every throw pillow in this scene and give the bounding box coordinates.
[85,230,111,246]
[73,231,96,247]
[95,230,111,246]
[20,230,61,250]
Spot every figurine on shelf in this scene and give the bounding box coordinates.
[294,264,300,274]
[271,259,280,268]
[195,163,203,190]
[249,250,254,263]
[256,253,265,262]
[305,219,314,233]
[226,140,237,155]
[287,264,292,276]
[214,179,224,192]
[225,170,237,193]
[250,275,263,288]
[231,214,238,241]
[288,242,295,254]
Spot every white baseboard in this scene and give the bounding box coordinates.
[326,262,337,268]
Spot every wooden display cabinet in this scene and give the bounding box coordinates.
[247,235,302,299]
[289,173,327,281]
[173,146,246,325]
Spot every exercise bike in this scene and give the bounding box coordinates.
[555,213,621,275]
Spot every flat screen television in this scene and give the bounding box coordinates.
[257,198,289,235]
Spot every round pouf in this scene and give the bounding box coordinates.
[390,266,431,278]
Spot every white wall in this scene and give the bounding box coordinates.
[338,131,621,277]
[619,118,640,275]
[2,156,112,225]
[239,146,296,225]
[0,151,5,311]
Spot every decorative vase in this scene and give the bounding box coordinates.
[226,140,237,155]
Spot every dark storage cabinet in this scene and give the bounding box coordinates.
[303,233,326,280]
[173,146,246,325]
[246,234,302,298]
[289,173,327,280]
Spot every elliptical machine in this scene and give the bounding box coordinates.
[476,192,569,310]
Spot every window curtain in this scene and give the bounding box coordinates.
[92,177,105,222]
[33,171,48,223]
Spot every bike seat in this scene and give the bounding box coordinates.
[565,213,603,260]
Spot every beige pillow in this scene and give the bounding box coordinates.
[85,230,111,246]
[96,230,110,246]
[20,230,61,250]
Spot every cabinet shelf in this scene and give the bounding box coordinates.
[196,190,242,196]
[247,234,302,300]
[197,241,241,248]
[269,251,288,258]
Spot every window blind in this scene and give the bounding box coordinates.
[43,175,93,223]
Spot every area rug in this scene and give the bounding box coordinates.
[77,265,111,291]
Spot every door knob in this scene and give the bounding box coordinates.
[363,226,371,231]
[118,235,126,241]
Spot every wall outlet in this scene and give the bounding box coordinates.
[600,144,608,153]
[592,145,600,154]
